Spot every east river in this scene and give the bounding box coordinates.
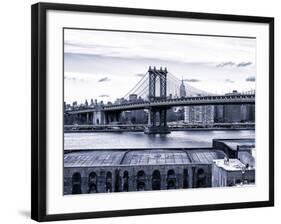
[64,130,255,150]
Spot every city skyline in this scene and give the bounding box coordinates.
[64,29,256,104]
[63,28,256,195]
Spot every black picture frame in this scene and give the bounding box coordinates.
[31,2,274,222]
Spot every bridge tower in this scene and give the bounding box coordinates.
[148,66,167,101]
[92,103,105,125]
[145,66,170,134]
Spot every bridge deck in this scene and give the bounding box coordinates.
[65,94,255,114]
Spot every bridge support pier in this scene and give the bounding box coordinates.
[145,108,170,134]
[92,110,105,125]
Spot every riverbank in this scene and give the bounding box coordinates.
[64,127,255,133]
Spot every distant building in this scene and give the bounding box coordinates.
[167,108,177,122]
[226,90,239,96]
[202,105,214,124]
[179,79,187,98]
[72,101,77,108]
[138,96,144,102]
[248,104,255,122]
[241,104,255,122]
[90,99,94,106]
[184,106,190,123]
[179,79,189,123]
[224,105,242,123]
[224,104,255,123]
[184,105,214,124]
[84,99,88,106]
[121,110,147,124]
[214,104,255,124]
[114,98,122,104]
[214,105,224,123]
[129,94,138,102]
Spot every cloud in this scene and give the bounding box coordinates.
[217,61,253,68]
[135,73,146,77]
[99,94,110,97]
[225,79,235,83]
[64,76,86,82]
[216,61,235,68]
[184,78,200,82]
[64,76,76,81]
[245,76,255,82]
[98,77,110,82]
[65,41,127,50]
[237,62,252,67]
[185,62,214,66]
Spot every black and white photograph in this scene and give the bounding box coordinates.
[63,28,256,195]
[29,2,275,222]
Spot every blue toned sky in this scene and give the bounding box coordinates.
[64,29,256,104]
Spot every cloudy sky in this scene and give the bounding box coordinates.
[64,29,256,104]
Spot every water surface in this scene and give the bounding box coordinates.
[64,130,255,150]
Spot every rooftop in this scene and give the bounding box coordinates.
[187,150,226,164]
[64,151,127,167]
[213,158,252,171]
[214,139,255,151]
[64,148,227,167]
[121,150,191,165]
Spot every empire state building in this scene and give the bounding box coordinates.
[180,78,187,98]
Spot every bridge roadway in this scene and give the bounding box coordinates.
[66,94,255,114]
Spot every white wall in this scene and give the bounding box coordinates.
[0,0,279,223]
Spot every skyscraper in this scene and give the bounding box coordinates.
[184,105,215,124]
[214,105,225,123]
[180,78,187,98]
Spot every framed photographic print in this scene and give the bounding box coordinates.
[31,2,274,222]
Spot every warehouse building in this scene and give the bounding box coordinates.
[64,139,255,194]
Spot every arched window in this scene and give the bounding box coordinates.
[106,172,112,178]
[137,182,146,191]
[137,170,146,191]
[137,170,145,178]
[106,171,112,192]
[114,169,121,192]
[123,171,129,192]
[72,172,81,194]
[196,168,206,188]
[152,170,161,190]
[167,169,176,190]
[197,168,204,176]
[167,169,175,176]
[123,171,129,178]
[88,172,97,193]
[167,180,176,189]
[183,169,189,189]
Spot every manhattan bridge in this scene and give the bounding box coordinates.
[65,66,255,134]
